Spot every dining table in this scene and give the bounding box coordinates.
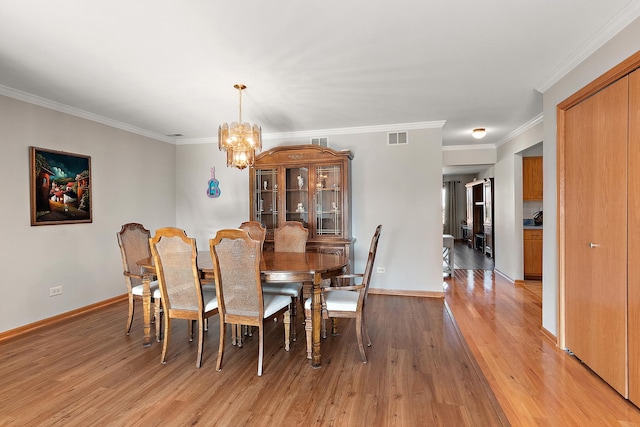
[137,250,349,368]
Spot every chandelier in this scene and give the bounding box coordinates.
[218,84,262,169]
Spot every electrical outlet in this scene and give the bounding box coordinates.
[376,267,386,273]
[49,286,63,297]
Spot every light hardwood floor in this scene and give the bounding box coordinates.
[0,294,507,426]
[3,260,640,425]
[445,268,640,425]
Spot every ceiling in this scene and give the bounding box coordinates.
[1,1,638,160]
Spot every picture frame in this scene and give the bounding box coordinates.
[29,147,92,225]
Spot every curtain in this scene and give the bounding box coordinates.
[443,180,458,238]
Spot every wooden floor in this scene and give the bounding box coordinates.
[453,240,495,270]
[0,295,507,426]
[3,245,640,426]
[445,266,640,425]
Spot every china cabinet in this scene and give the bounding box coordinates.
[465,178,493,258]
[250,145,353,262]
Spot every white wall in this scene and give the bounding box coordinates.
[0,95,176,333]
[442,145,496,167]
[176,127,445,295]
[541,18,640,337]
[494,123,544,282]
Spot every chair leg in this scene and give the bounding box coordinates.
[257,324,264,376]
[304,306,312,359]
[155,301,162,342]
[363,315,372,347]
[196,317,204,368]
[231,323,237,346]
[216,321,225,372]
[161,317,171,364]
[284,310,291,351]
[126,294,135,334]
[355,315,367,363]
[290,297,297,342]
[188,320,194,342]
[238,325,244,347]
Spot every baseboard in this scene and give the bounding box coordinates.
[369,288,444,298]
[0,294,127,343]
[541,326,557,346]
[514,279,526,287]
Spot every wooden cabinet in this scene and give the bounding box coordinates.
[523,229,542,279]
[465,179,493,257]
[523,156,543,200]
[250,145,353,262]
[483,179,493,258]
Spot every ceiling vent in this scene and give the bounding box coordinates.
[388,131,408,145]
[311,137,328,147]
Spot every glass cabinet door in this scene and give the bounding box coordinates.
[285,167,309,230]
[255,168,278,235]
[314,165,342,237]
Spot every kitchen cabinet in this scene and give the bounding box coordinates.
[250,145,353,262]
[523,229,542,279]
[523,156,543,200]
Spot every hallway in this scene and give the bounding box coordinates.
[444,267,640,425]
[453,239,494,270]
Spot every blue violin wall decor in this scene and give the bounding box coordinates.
[207,167,221,198]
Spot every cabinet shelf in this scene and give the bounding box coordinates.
[250,145,354,263]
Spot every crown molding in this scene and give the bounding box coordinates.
[495,113,543,147]
[442,143,496,151]
[535,2,640,93]
[175,121,447,145]
[0,84,175,143]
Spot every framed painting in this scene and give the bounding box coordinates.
[29,147,92,225]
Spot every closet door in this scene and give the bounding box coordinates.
[629,68,640,405]
[564,76,629,397]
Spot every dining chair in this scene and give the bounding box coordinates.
[209,229,291,376]
[263,221,308,341]
[304,224,382,363]
[232,221,268,345]
[239,221,266,251]
[116,222,162,340]
[273,221,308,252]
[150,227,218,368]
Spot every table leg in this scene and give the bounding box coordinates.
[142,273,152,347]
[311,271,322,367]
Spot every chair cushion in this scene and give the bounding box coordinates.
[201,283,216,293]
[203,290,218,311]
[132,281,162,299]
[263,293,291,318]
[262,282,302,297]
[304,290,358,312]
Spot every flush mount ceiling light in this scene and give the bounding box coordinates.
[218,84,262,170]
[472,128,487,139]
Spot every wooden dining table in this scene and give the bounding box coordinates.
[137,250,349,368]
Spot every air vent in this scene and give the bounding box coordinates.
[388,131,408,145]
[311,137,328,147]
